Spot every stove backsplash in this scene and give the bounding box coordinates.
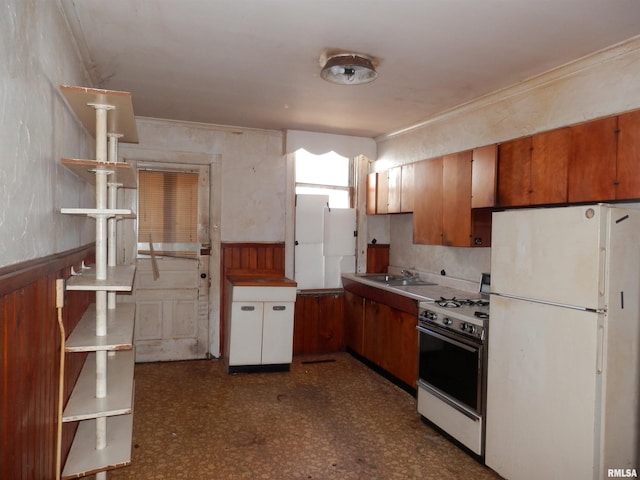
[387,214,491,283]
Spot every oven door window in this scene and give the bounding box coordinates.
[418,327,482,413]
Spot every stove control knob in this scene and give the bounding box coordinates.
[468,325,477,335]
[426,311,438,321]
[442,317,453,326]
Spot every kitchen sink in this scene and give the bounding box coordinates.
[359,274,436,287]
[386,278,437,286]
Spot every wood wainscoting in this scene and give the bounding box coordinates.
[0,245,94,480]
[220,242,286,356]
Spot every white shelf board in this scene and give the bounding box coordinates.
[65,303,135,352]
[65,265,136,291]
[62,349,135,422]
[61,414,133,479]
[61,207,133,217]
[61,158,137,189]
[60,85,138,144]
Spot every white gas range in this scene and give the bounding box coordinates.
[418,296,489,341]
[416,292,490,459]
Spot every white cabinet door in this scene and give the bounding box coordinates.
[261,302,294,364]
[228,302,263,366]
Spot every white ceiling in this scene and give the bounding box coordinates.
[60,0,640,138]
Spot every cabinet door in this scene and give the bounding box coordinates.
[366,172,377,214]
[294,293,345,355]
[387,167,402,213]
[366,244,390,274]
[387,309,418,388]
[442,151,472,246]
[376,171,389,214]
[363,299,390,368]
[228,302,264,365]
[344,291,364,355]
[413,157,443,245]
[497,137,532,207]
[262,302,294,364]
[568,116,618,203]
[400,163,415,212]
[530,127,570,205]
[471,208,492,247]
[471,144,498,208]
[616,110,640,200]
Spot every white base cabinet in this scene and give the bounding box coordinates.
[224,279,297,373]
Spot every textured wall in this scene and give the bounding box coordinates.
[376,37,640,282]
[122,118,285,243]
[0,0,94,269]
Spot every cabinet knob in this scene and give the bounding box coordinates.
[200,273,207,279]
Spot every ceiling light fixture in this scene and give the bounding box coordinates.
[320,53,377,85]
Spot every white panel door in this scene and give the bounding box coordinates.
[127,162,210,362]
[485,295,601,480]
[261,302,294,364]
[132,257,203,362]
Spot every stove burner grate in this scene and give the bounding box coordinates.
[437,297,461,308]
[436,297,490,308]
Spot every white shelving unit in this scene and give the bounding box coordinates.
[59,85,138,480]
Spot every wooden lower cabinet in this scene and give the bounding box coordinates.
[293,291,345,355]
[363,298,391,369]
[391,308,418,388]
[344,290,365,355]
[344,285,418,390]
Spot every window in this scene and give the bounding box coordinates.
[137,170,199,258]
[295,150,352,207]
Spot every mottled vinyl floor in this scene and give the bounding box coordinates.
[99,353,501,480]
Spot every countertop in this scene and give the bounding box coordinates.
[226,275,297,288]
[341,273,481,303]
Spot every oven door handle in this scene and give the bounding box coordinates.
[416,325,478,353]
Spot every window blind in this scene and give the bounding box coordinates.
[138,170,198,257]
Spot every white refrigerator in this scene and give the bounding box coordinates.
[486,204,640,480]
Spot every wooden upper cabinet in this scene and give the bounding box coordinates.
[442,151,472,246]
[616,110,640,200]
[568,116,618,203]
[471,144,498,208]
[497,130,570,207]
[387,167,402,213]
[366,172,377,214]
[367,165,415,215]
[413,157,443,245]
[400,163,415,212]
[530,127,571,205]
[497,137,532,207]
[376,171,390,214]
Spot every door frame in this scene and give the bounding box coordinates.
[120,147,222,357]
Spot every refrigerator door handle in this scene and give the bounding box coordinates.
[596,324,604,374]
[598,247,606,297]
